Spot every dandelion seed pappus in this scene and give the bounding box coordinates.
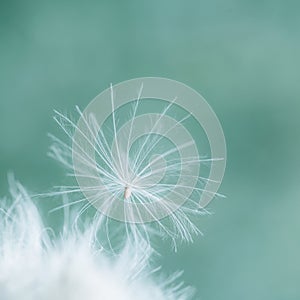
[51,77,226,248]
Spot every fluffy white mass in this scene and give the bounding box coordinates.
[0,179,195,300]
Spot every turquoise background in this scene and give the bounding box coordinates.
[0,1,300,299]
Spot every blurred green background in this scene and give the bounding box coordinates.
[0,0,299,299]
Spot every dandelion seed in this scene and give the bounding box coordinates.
[48,77,226,251]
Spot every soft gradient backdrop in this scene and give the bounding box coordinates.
[0,1,299,299]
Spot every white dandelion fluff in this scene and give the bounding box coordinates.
[48,77,226,251]
[0,177,195,300]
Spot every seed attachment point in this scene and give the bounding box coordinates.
[124,186,132,199]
